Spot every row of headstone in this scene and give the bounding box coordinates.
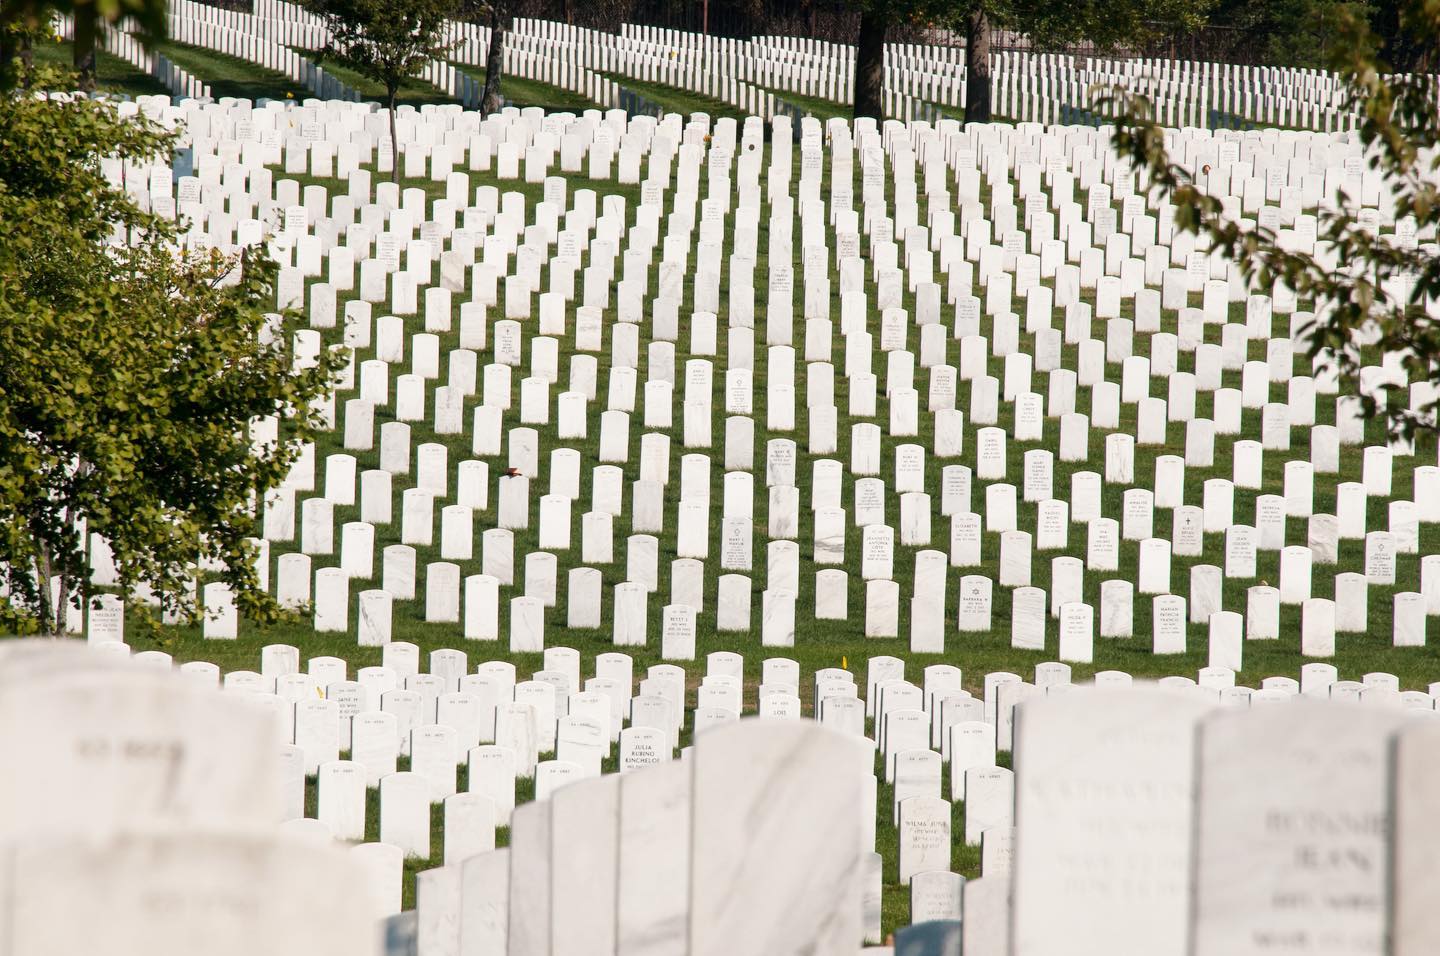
[1004,685,1440,955]
[87,95,1440,670]
[50,628,1440,952]
[415,718,873,956]
[399,668,1440,954]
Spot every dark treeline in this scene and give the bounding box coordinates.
[187,0,1434,73]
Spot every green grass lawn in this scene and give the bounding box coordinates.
[598,71,748,122]
[761,85,853,123]
[289,48,457,108]
[755,82,981,126]
[450,61,599,114]
[90,124,1439,933]
[26,37,796,124]
[9,47,1431,934]
[28,39,169,98]
[928,99,968,123]
[153,39,311,102]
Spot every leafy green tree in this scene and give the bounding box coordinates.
[1103,0,1440,438]
[851,0,1216,123]
[973,0,1216,123]
[1369,0,1437,72]
[852,0,949,121]
[304,0,459,181]
[0,67,342,635]
[1,7,53,82]
[1205,0,1375,69]
[1,0,167,92]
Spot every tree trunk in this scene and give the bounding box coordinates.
[56,567,70,637]
[387,88,400,183]
[34,540,55,635]
[1,29,35,82]
[74,5,98,93]
[55,498,73,639]
[481,6,506,116]
[0,26,16,82]
[964,6,992,124]
[852,6,885,121]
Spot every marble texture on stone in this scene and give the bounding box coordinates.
[460,849,510,956]
[9,830,377,956]
[617,760,690,956]
[963,767,1014,846]
[506,801,550,956]
[689,720,867,956]
[963,878,1012,956]
[1191,700,1410,956]
[0,667,283,837]
[551,775,619,955]
[1012,687,1213,956]
[417,864,462,956]
[910,869,964,923]
[1393,721,1440,954]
